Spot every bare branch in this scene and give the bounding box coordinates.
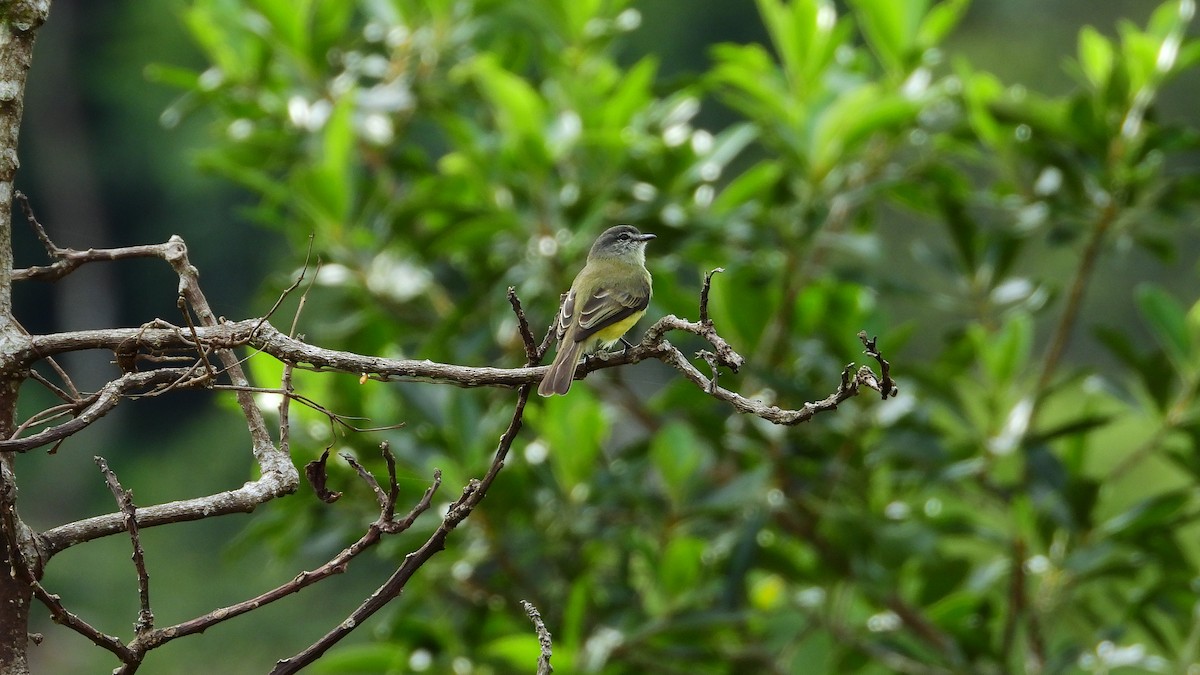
[29,580,136,664]
[858,331,897,399]
[39,477,294,557]
[15,191,57,260]
[538,294,564,361]
[1,369,194,453]
[176,296,215,379]
[28,368,75,404]
[699,267,723,325]
[23,239,896,612]
[2,222,904,675]
[127,467,442,656]
[95,457,153,636]
[271,385,532,674]
[278,361,294,460]
[26,311,894,431]
[521,600,554,675]
[507,286,540,364]
[36,236,300,558]
[13,240,183,283]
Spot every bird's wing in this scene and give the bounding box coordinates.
[572,282,650,343]
[553,290,575,341]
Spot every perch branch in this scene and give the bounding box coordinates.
[24,311,893,430]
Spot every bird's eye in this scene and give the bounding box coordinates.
[617,233,629,241]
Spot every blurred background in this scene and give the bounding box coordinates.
[11,0,1200,673]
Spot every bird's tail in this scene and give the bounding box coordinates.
[538,339,584,396]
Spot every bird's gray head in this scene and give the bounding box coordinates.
[588,224,656,263]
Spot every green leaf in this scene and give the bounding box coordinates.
[1078,26,1115,89]
[300,92,356,228]
[600,56,657,131]
[650,421,709,507]
[917,0,970,48]
[561,577,589,651]
[709,42,798,134]
[182,1,265,83]
[754,0,811,82]
[310,644,408,673]
[1136,284,1192,367]
[528,388,607,492]
[682,122,757,184]
[143,63,201,90]
[957,64,1007,149]
[1026,414,1113,446]
[312,0,357,57]
[809,83,920,177]
[754,0,844,92]
[711,160,782,214]
[252,0,312,59]
[484,634,542,672]
[659,535,707,599]
[461,54,547,142]
[1185,296,1200,351]
[1097,490,1192,539]
[850,0,925,72]
[975,312,1032,387]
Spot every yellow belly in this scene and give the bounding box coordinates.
[590,310,646,349]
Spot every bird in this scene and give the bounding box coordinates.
[538,224,655,396]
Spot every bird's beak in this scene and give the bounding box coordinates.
[637,233,657,242]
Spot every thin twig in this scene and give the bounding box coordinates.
[538,294,566,362]
[0,369,193,453]
[16,191,58,258]
[9,401,81,440]
[209,384,405,434]
[341,453,386,510]
[521,600,554,675]
[96,457,154,635]
[699,267,723,325]
[885,595,964,669]
[176,296,215,379]
[858,331,897,399]
[279,362,294,457]
[46,352,83,399]
[508,286,540,364]
[28,369,76,405]
[29,580,136,663]
[381,442,400,523]
[256,235,316,337]
[289,259,321,339]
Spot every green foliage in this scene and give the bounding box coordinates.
[161,0,1200,672]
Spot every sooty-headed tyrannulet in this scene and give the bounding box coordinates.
[538,224,655,397]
